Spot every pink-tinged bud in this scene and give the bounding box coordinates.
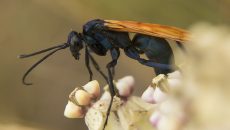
[167,71,182,79]
[153,87,168,103]
[167,79,182,89]
[100,91,111,101]
[157,116,181,130]
[149,111,161,127]
[64,101,85,118]
[116,76,135,97]
[141,86,156,104]
[83,80,100,98]
[75,90,92,106]
[120,76,135,87]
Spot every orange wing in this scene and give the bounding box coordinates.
[104,20,189,42]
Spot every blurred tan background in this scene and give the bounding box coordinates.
[0,0,229,130]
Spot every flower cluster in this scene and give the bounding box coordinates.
[64,71,184,130]
[64,24,230,130]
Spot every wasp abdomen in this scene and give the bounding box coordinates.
[132,34,175,74]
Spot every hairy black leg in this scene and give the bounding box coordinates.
[106,48,120,96]
[111,67,115,77]
[103,48,120,130]
[85,47,93,81]
[88,52,108,82]
[124,47,175,73]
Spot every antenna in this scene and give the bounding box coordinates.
[19,43,69,85]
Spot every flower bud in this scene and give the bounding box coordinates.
[157,116,181,130]
[116,76,135,97]
[167,70,182,79]
[75,90,92,106]
[153,87,168,103]
[167,79,182,89]
[119,76,135,87]
[83,80,100,98]
[149,111,161,127]
[100,91,111,101]
[141,86,156,104]
[64,101,85,118]
[167,71,182,89]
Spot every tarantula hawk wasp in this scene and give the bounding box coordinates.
[19,19,189,129]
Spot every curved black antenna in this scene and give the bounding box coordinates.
[18,43,67,58]
[22,43,69,85]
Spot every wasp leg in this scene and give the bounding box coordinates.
[111,66,115,77]
[124,47,174,71]
[88,51,108,82]
[103,48,120,130]
[106,48,120,96]
[85,47,93,81]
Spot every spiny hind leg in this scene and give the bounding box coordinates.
[124,46,174,75]
[103,48,120,130]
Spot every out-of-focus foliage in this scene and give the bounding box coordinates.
[0,0,230,130]
[182,24,230,130]
[0,123,41,130]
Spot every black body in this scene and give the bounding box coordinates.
[81,19,174,74]
[19,19,179,130]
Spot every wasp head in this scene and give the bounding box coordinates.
[67,31,84,60]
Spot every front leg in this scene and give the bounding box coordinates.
[85,47,93,81]
[88,52,108,82]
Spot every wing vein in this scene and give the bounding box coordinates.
[104,20,189,42]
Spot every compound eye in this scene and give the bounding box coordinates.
[67,31,78,44]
